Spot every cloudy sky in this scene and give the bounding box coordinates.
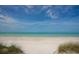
[0,5,79,32]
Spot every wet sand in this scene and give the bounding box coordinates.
[0,37,79,54]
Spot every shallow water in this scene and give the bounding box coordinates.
[0,32,79,37]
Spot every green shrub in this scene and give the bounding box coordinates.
[58,42,79,54]
[0,44,23,54]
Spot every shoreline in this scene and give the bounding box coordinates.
[0,35,79,37]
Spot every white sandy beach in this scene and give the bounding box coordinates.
[0,37,79,54]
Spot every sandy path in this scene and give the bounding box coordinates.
[0,37,79,54]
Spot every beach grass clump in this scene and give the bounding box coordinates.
[0,44,23,54]
[57,42,79,54]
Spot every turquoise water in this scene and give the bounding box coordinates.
[0,32,79,37]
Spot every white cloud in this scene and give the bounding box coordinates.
[46,9,58,19]
[0,14,21,28]
[0,14,43,29]
[42,5,74,20]
[22,5,35,14]
[25,5,34,9]
[42,5,52,10]
[0,14,15,24]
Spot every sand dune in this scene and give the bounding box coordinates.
[0,37,79,54]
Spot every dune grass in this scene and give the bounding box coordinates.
[58,42,79,54]
[0,44,23,54]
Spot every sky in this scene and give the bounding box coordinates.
[0,5,79,32]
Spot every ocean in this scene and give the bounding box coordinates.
[0,32,79,37]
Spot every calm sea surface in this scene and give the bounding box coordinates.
[0,32,79,37]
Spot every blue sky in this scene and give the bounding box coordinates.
[0,5,79,32]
